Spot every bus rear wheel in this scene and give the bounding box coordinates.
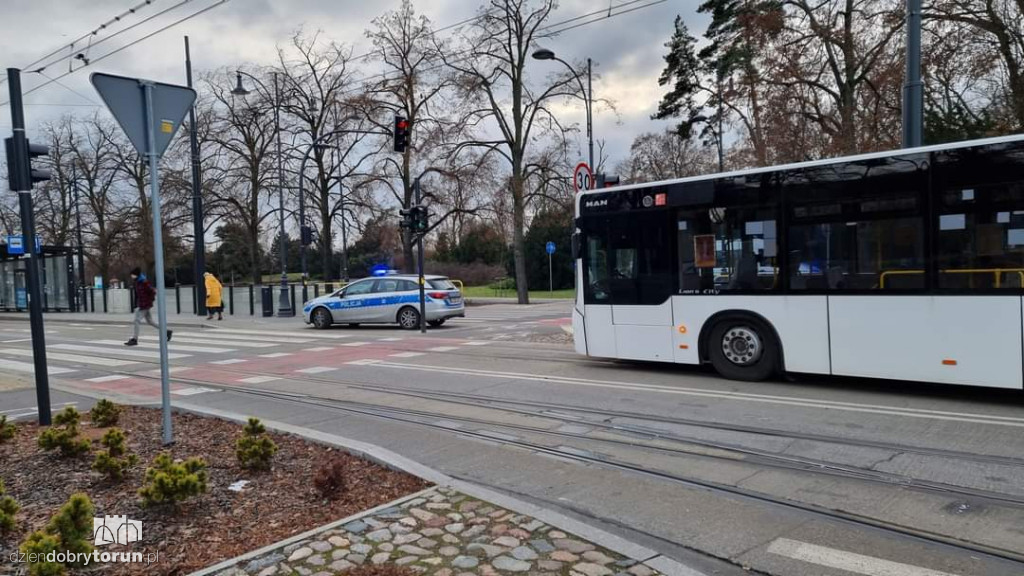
[708,318,778,381]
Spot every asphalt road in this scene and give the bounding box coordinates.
[2,302,1023,576]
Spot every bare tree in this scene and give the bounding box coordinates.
[445,0,580,303]
[618,131,717,183]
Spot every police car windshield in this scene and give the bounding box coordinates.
[427,278,456,290]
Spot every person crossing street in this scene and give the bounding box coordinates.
[205,272,224,321]
[125,267,172,346]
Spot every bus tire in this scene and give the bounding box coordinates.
[707,317,778,382]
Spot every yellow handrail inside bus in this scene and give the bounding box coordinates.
[879,268,1024,288]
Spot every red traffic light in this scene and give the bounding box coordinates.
[394,116,410,153]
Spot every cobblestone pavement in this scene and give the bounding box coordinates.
[210,487,663,576]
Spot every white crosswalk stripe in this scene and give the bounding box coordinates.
[173,331,315,344]
[90,340,235,354]
[139,335,275,348]
[0,358,75,375]
[201,328,352,340]
[52,344,190,360]
[0,348,139,367]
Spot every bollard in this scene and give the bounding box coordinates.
[289,284,297,316]
[249,285,255,316]
[176,285,181,314]
[229,285,235,315]
[103,287,109,313]
[314,284,319,299]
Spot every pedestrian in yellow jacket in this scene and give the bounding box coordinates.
[205,272,223,320]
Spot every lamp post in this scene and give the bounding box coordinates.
[71,165,86,309]
[232,70,292,316]
[532,48,593,172]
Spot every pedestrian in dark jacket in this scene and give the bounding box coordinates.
[125,267,172,346]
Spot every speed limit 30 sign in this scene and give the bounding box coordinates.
[573,162,593,193]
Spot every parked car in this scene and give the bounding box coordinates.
[302,274,464,329]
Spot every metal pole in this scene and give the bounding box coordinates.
[335,138,347,282]
[415,178,426,334]
[549,252,553,295]
[185,36,207,316]
[7,68,51,426]
[586,57,594,173]
[903,0,923,147]
[142,81,173,446]
[274,72,291,316]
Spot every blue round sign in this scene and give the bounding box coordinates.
[545,241,556,255]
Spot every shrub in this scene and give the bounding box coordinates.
[313,458,346,499]
[92,428,137,482]
[20,531,65,576]
[45,494,93,562]
[138,452,208,507]
[38,407,90,458]
[0,414,14,442]
[89,399,121,427]
[0,479,19,535]
[235,417,278,471]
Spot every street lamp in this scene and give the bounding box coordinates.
[231,70,292,316]
[532,48,593,172]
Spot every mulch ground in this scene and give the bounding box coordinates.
[0,406,429,575]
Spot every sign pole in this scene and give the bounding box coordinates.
[415,178,426,334]
[549,252,553,296]
[7,68,51,426]
[143,81,173,445]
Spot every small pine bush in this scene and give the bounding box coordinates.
[38,407,90,458]
[20,531,65,576]
[235,417,278,470]
[89,399,121,427]
[45,494,93,562]
[92,428,138,482]
[313,458,347,499]
[138,452,208,507]
[0,479,20,535]
[0,414,14,443]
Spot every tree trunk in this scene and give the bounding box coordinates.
[511,173,529,305]
[320,217,333,281]
[250,223,261,286]
[402,232,415,274]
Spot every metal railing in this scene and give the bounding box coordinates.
[878,268,1024,289]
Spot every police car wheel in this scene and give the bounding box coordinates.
[311,307,332,330]
[398,307,420,330]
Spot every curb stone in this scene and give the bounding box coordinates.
[176,403,707,576]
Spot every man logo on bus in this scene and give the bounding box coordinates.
[93,515,142,546]
[584,199,607,208]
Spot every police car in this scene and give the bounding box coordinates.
[302,274,465,329]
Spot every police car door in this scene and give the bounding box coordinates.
[336,280,376,323]
[370,278,405,323]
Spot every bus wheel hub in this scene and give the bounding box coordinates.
[723,327,762,366]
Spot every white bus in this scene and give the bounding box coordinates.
[572,134,1024,388]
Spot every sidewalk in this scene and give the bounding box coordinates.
[0,311,307,328]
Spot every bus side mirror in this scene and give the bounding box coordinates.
[571,232,581,261]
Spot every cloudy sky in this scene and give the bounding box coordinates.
[0,0,700,171]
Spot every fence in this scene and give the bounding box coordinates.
[71,282,347,317]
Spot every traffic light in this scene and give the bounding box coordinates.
[4,137,50,191]
[399,206,414,231]
[393,116,410,153]
[300,225,314,246]
[414,205,429,233]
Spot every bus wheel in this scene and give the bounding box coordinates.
[708,318,778,381]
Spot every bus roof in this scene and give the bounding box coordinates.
[580,132,1024,201]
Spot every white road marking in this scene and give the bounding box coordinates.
[346,359,381,365]
[296,366,336,374]
[210,358,247,365]
[766,538,960,576]
[90,340,235,354]
[1,338,32,343]
[303,346,335,352]
[378,337,404,342]
[53,344,189,360]
[84,375,131,383]
[258,352,292,358]
[172,387,215,396]
[1,402,76,415]
[173,331,314,344]
[462,341,492,346]
[367,362,1024,428]
[389,352,425,358]
[238,375,281,384]
[341,342,370,347]
[203,328,352,340]
[139,335,274,348]
[142,366,193,376]
[427,346,459,352]
[0,349,139,367]
[0,358,75,375]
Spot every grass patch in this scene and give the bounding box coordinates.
[462,285,575,300]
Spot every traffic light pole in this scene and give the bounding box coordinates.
[185,37,206,316]
[6,68,51,426]
[413,178,426,334]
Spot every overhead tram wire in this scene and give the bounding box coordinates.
[337,0,663,98]
[26,0,203,78]
[0,0,231,107]
[0,0,162,87]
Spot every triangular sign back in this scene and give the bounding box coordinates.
[90,72,196,158]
